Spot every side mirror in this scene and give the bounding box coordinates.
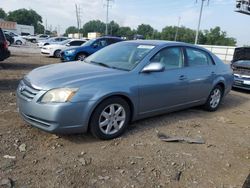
[141,62,165,73]
[93,43,98,48]
[66,44,70,47]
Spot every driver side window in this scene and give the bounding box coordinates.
[150,47,184,69]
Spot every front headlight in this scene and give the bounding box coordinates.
[40,88,78,103]
[65,49,75,55]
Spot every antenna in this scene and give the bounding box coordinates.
[194,0,210,44]
[104,0,114,35]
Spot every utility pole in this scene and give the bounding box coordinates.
[75,4,82,39]
[174,16,181,41]
[104,0,113,35]
[195,0,209,44]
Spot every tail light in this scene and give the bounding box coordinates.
[3,40,8,49]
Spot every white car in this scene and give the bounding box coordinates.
[37,37,69,48]
[41,39,86,58]
[4,31,26,45]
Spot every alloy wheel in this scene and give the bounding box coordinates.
[98,104,126,135]
[210,88,221,109]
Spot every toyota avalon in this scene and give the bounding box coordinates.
[16,40,234,139]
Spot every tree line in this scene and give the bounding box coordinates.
[0,8,236,46]
[66,20,236,46]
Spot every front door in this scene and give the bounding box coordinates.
[138,47,189,114]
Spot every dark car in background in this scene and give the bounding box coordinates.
[0,28,10,61]
[232,47,250,90]
[60,36,123,62]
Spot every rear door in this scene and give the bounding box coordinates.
[184,47,216,102]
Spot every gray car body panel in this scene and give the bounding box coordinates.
[17,40,234,134]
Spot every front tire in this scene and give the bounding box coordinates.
[76,53,87,61]
[204,85,223,112]
[90,97,130,140]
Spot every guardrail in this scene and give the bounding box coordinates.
[199,45,236,63]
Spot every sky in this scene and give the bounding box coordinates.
[1,0,249,46]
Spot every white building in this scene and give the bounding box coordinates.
[0,20,34,35]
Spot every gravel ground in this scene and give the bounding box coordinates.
[0,46,249,188]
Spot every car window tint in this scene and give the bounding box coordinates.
[69,41,84,46]
[151,47,183,69]
[186,48,211,67]
[98,39,108,47]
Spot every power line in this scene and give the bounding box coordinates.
[195,0,210,45]
[104,0,113,35]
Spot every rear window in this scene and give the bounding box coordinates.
[233,48,250,62]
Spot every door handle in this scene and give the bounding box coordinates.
[179,75,187,81]
[211,71,216,75]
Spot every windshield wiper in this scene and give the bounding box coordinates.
[90,61,111,68]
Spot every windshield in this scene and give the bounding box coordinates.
[60,39,71,45]
[85,42,155,71]
[81,39,95,46]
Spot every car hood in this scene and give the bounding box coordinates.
[24,62,123,90]
[233,60,250,69]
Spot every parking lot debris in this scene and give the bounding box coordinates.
[173,171,182,181]
[0,178,14,188]
[18,143,26,152]
[98,176,110,181]
[3,155,16,159]
[78,157,92,166]
[157,133,205,144]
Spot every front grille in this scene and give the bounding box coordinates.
[18,80,41,101]
[233,67,250,76]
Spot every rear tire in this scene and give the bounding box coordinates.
[90,97,130,140]
[204,85,223,112]
[54,50,61,58]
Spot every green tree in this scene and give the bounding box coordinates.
[137,24,154,39]
[203,27,236,46]
[161,26,196,43]
[82,20,106,36]
[6,9,43,33]
[117,26,134,39]
[109,21,120,36]
[65,26,78,35]
[0,8,7,19]
[36,23,45,34]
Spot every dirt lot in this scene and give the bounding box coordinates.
[0,46,249,188]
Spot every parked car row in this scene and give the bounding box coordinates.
[41,39,86,58]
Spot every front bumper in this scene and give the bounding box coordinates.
[16,82,95,134]
[233,74,250,90]
[0,50,10,61]
[41,48,52,56]
[60,52,75,62]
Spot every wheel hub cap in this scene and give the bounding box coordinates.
[99,104,126,135]
[210,89,221,108]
